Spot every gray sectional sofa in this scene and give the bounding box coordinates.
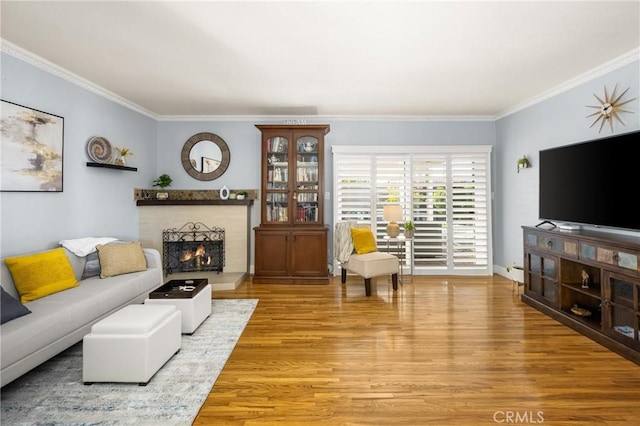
[1,247,163,387]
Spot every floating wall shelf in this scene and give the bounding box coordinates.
[86,162,137,172]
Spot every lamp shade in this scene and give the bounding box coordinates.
[383,205,403,222]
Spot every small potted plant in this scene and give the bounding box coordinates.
[152,174,172,200]
[403,220,415,238]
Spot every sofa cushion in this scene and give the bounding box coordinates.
[1,286,31,324]
[350,227,377,254]
[97,242,147,278]
[81,251,101,280]
[348,251,398,278]
[4,248,79,303]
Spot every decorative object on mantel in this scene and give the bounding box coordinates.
[219,185,230,200]
[134,188,258,201]
[152,174,172,200]
[586,84,636,133]
[517,155,531,173]
[114,146,133,166]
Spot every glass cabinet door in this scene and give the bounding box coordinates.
[604,272,639,346]
[294,135,320,224]
[265,136,290,223]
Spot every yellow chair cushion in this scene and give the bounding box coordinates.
[4,248,78,303]
[350,227,378,254]
[97,242,147,278]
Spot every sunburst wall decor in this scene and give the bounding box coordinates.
[586,84,636,133]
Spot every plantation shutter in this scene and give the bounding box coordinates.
[333,145,492,276]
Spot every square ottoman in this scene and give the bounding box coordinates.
[83,304,181,386]
[145,281,212,334]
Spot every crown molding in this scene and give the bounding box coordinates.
[496,47,640,120]
[1,39,158,120]
[156,114,495,122]
[3,38,638,123]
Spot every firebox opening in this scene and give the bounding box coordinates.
[162,222,225,276]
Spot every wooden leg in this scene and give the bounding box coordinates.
[341,268,347,284]
[364,278,372,296]
[392,273,398,291]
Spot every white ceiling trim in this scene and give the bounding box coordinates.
[496,47,640,120]
[157,114,496,123]
[1,39,158,120]
[3,38,638,124]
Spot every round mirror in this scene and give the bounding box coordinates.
[181,132,230,181]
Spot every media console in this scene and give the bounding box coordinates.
[521,226,640,365]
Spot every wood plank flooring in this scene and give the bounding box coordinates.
[195,275,640,425]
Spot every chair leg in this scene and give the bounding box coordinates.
[364,278,372,296]
[392,273,398,291]
[341,268,347,284]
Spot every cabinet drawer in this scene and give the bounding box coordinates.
[594,244,639,275]
[524,230,578,258]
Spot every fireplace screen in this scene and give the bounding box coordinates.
[162,222,224,276]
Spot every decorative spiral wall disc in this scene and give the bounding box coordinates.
[87,136,113,163]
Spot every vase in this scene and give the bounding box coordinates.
[115,156,125,166]
[404,230,414,239]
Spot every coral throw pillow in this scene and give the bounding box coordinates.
[96,242,147,278]
[4,248,79,303]
[350,228,378,254]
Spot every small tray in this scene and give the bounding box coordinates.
[149,278,208,299]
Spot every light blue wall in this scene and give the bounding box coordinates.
[494,60,640,268]
[157,119,495,265]
[3,49,638,273]
[1,53,158,257]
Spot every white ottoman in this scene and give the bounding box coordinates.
[145,283,212,334]
[83,304,181,386]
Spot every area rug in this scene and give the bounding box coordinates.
[0,299,258,425]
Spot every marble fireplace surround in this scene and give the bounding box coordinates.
[136,191,254,290]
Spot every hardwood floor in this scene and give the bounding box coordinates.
[195,275,640,425]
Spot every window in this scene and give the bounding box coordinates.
[333,145,492,276]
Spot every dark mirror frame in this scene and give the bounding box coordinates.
[181,132,230,181]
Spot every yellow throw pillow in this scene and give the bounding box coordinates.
[350,228,378,254]
[5,248,78,303]
[97,242,147,278]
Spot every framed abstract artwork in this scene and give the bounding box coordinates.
[1,100,64,192]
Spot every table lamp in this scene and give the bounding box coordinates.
[383,204,403,238]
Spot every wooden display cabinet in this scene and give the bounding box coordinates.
[522,226,640,365]
[253,125,330,284]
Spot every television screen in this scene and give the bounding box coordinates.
[539,130,640,231]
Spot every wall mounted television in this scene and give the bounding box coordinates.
[539,130,640,232]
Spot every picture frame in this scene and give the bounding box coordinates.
[1,100,64,192]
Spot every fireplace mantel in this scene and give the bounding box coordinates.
[136,199,253,206]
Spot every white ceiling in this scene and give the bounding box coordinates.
[1,1,639,119]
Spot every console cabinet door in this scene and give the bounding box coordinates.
[254,230,290,276]
[291,230,328,277]
[603,271,640,348]
[525,250,559,306]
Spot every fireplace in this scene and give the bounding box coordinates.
[162,222,224,276]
